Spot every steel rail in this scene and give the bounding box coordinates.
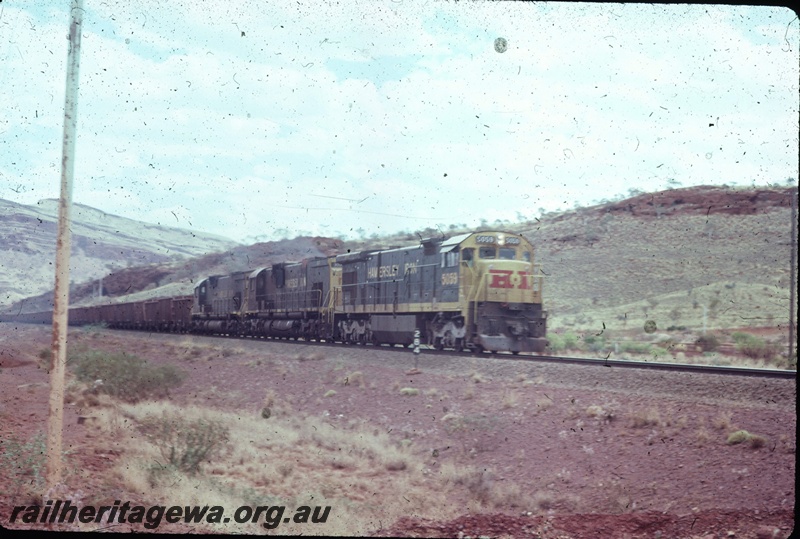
[160,329,799,380]
[1,319,795,379]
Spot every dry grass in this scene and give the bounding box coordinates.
[463,385,476,400]
[437,463,538,511]
[94,399,528,534]
[748,434,768,449]
[399,387,419,396]
[522,375,547,387]
[777,434,796,454]
[627,407,661,428]
[695,427,713,447]
[533,396,554,414]
[501,390,519,409]
[585,404,616,421]
[712,412,734,431]
[293,350,325,362]
[342,371,365,387]
[469,371,486,384]
[323,389,337,398]
[440,412,461,424]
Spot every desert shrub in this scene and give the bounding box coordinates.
[748,434,768,449]
[562,331,579,350]
[0,432,47,498]
[70,350,185,402]
[399,387,419,396]
[627,408,661,428]
[725,430,768,449]
[620,341,652,355]
[666,325,686,331]
[583,334,607,353]
[501,390,519,409]
[342,371,365,387]
[546,333,565,353]
[695,334,720,352]
[731,332,779,360]
[81,323,108,331]
[585,404,615,421]
[653,334,676,349]
[726,430,751,445]
[139,413,229,475]
[470,371,485,384]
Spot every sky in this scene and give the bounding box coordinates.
[1,1,798,244]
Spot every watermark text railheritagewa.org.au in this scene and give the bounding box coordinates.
[9,500,331,530]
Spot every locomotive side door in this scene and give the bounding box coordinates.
[460,247,478,336]
[330,265,342,312]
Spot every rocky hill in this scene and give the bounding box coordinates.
[0,198,238,308]
[4,234,345,314]
[511,185,796,332]
[2,186,796,336]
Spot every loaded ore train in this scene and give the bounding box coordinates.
[2,231,548,354]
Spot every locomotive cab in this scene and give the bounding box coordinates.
[456,232,547,353]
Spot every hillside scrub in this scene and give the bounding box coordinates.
[138,413,230,476]
[695,334,720,352]
[70,349,185,402]
[731,332,779,361]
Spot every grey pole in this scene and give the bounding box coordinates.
[790,187,797,366]
[46,0,84,491]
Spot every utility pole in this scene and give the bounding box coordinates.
[46,0,84,492]
[790,186,797,366]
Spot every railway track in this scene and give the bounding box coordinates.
[3,320,793,379]
[141,328,797,380]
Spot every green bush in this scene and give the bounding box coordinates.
[562,331,579,350]
[731,332,779,360]
[726,430,751,445]
[140,413,229,476]
[70,350,185,402]
[583,334,607,353]
[546,333,565,353]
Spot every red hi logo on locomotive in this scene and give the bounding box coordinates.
[488,270,531,289]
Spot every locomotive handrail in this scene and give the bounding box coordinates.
[257,289,323,312]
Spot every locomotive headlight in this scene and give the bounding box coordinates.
[497,234,505,246]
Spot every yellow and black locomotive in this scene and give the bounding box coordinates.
[192,231,547,353]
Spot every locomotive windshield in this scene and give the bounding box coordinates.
[479,246,517,260]
[479,247,496,259]
[499,248,515,260]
